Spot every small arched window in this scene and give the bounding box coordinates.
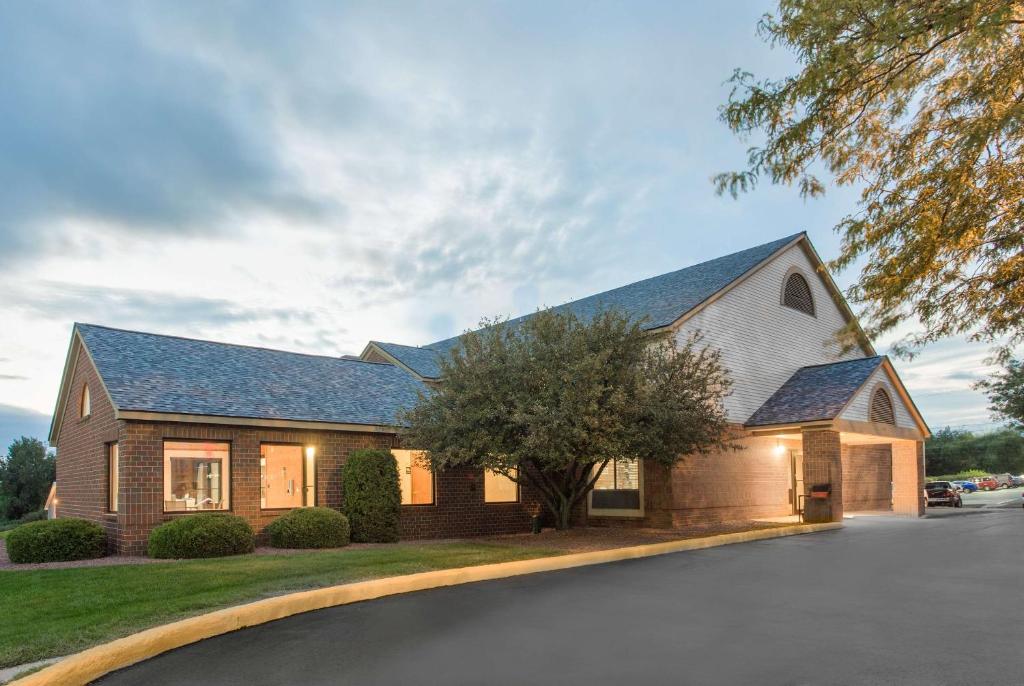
[782,272,815,316]
[869,388,895,425]
[80,384,91,418]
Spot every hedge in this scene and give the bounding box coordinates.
[19,510,47,524]
[147,513,254,559]
[266,507,350,549]
[342,449,401,543]
[6,518,106,563]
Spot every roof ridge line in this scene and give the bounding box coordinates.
[75,322,387,366]
[371,340,433,350]
[795,355,884,372]
[422,232,806,349]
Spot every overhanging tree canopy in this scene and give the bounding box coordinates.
[977,356,1024,429]
[717,1,1024,358]
[401,309,732,529]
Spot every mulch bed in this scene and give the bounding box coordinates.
[0,521,791,571]
[0,539,169,571]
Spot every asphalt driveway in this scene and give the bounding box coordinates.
[97,510,1023,686]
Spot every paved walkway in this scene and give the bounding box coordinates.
[97,510,1024,685]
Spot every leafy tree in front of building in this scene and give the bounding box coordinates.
[976,357,1024,429]
[0,437,55,521]
[718,1,1024,358]
[402,308,733,530]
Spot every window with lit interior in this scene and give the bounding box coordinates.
[260,444,315,509]
[484,468,519,503]
[80,384,91,418]
[163,441,230,512]
[591,458,640,510]
[392,449,434,505]
[108,443,118,513]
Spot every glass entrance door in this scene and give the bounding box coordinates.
[790,450,804,515]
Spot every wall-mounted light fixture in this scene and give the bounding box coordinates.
[305,446,316,460]
[773,439,786,457]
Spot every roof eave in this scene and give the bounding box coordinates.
[49,326,120,445]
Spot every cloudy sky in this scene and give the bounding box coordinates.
[0,1,1003,450]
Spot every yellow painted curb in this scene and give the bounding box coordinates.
[11,522,841,686]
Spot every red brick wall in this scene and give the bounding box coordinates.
[802,429,843,521]
[59,411,541,554]
[892,439,925,516]
[841,443,893,512]
[398,465,543,538]
[53,347,120,548]
[666,433,798,525]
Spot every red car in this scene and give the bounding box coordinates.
[973,476,999,491]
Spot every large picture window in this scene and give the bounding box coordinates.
[484,469,519,503]
[164,441,230,512]
[591,458,641,511]
[107,443,118,513]
[260,444,315,509]
[392,449,434,505]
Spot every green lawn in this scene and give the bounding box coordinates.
[0,542,560,668]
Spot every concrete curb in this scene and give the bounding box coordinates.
[10,522,841,686]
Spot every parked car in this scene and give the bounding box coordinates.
[925,481,963,507]
[973,476,1000,491]
[1010,475,1024,488]
[952,480,978,493]
[994,473,1015,489]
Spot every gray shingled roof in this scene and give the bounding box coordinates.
[424,233,803,355]
[77,324,428,426]
[744,357,884,427]
[369,341,443,379]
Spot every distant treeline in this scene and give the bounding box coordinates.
[926,427,1024,477]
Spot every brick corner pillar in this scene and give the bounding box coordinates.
[801,429,844,522]
[892,439,926,516]
[118,422,167,555]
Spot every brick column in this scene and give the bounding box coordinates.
[801,429,843,522]
[118,422,167,555]
[892,439,925,516]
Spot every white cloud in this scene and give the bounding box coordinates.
[0,0,1004,439]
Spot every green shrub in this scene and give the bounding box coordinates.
[342,449,401,543]
[19,510,46,524]
[6,518,106,563]
[266,507,350,549]
[147,513,254,559]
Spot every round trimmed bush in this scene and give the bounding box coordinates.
[342,448,401,543]
[6,518,106,564]
[266,507,350,549]
[147,513,254,559]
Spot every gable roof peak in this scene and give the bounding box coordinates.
[424,232,807,352]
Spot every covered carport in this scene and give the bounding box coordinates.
[745,356,930,521]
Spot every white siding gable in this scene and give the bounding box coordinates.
[839,366,916,429]
[675,242,865,422]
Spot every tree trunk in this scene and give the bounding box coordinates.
[521,459,610,531]
[555,498,573,530]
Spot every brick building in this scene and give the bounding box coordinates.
[50,233,928,554]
